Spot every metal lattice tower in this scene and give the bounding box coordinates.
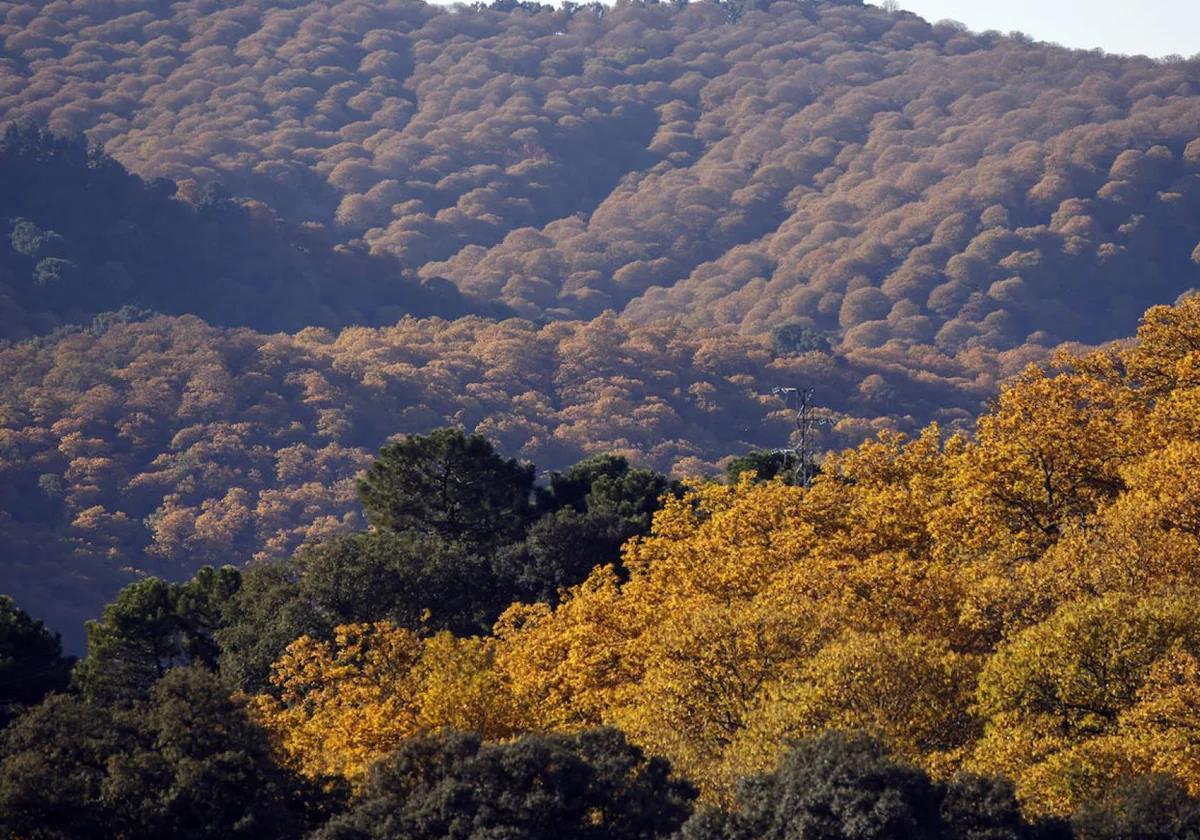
[771,386,832,488]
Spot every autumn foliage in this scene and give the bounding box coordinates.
[5,0,1200,650]
[1,307,985,649]
[3,0,1200,438]
[251,294,1200,817]
[2,0,1198,362]
[6,0,1200,832]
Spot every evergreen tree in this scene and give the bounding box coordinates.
[680,733,1058,840]
[315,728,694,840]
[72,566,240,705]
[0,667,334,839]
[357,429,537,552]
[0,595,72,728]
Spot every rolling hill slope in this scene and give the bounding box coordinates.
[3,0,1200,639]
[1,0,1198,358]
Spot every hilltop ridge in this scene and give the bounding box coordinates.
[1,0,1197,359]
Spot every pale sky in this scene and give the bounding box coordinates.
[898,0,1200,58]
[427,0,1200,59]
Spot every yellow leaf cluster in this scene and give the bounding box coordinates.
[971,593,1200,814]
[250,622,516,786]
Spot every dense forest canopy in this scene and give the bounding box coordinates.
[3,0,1200,645]
[1,0,1199,361]
[207,294,1200,819]
[10,295,1200,837]
[1,300,1029,649]
[5,3,1200,829]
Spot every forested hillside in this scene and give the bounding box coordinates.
[3,0,1200,645]
[5,304,1018,648]
[2,0,1199,358]
[9,0,1200,835]
[11,296,1200,837]
[0,126,490,339]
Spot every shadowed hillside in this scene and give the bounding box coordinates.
[1,0,1198,362]
[1,306,1010,648]
[0,126,492,339]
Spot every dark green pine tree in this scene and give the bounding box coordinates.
[72,566,241,705]
[509,453,682,600]
[356,428,537,552]
[0,666,336,840]
[0,595,73,729]
[679,732,1063,840]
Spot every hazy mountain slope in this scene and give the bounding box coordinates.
[2,0,1198,359]
[0,307,1012,647]
[0,126,488,339]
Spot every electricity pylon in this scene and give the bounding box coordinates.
[771,386,832,488]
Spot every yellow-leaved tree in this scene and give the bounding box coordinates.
[251,622,515,786]
[970,593,1200,816]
